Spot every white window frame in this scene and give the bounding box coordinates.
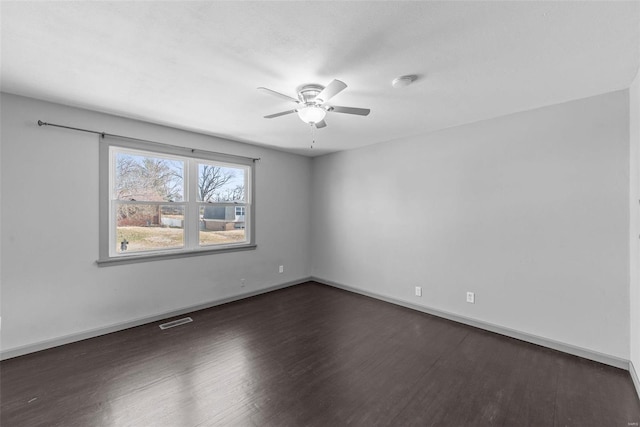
[98,136,256,265]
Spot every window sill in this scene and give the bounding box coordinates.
[96,244,257,266]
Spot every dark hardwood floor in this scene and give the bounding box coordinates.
[2,282,639,426]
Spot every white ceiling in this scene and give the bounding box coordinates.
[2,1,639,156]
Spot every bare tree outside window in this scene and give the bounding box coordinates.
[198,164,245,202]
[115,155,183,202]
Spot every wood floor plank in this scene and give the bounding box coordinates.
[390,328,561,426]
[554,355,640,426]
[1,282,639,426]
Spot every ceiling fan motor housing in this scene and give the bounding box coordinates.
[297,84,325,105]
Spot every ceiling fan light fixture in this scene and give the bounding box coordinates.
[297,105,326,124]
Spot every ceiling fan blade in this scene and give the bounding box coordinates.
[315,119,327,129]
[316,79,347,103]
[257,87,299,103]
[264,109,297,119]
[330,106,371,116]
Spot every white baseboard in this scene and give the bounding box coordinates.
[0,277,310,361]
[312,276,631,371]
[631,361,640,399]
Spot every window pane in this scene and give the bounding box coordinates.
[199,205,246,246]
[114,151,184,202]
[116,203,184,253]
[197,163,246,202]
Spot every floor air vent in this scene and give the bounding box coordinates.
[159,317,193,330]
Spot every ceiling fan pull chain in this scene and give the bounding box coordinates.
[310,123,315,149]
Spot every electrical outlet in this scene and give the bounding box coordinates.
[466,292,475,304]
[415,286,422,297]
[279,265,284,274]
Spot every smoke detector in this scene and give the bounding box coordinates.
[392,75,418,88]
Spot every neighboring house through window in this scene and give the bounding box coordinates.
[235,206,246,223]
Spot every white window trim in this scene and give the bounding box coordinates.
[97,136,256,266]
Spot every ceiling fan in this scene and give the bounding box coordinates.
[258,79,370,128]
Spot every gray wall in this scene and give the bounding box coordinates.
[631,71,640,380]
[0,93,312,355]
[311,91,630,359]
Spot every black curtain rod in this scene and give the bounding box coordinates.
[37,120,261,162]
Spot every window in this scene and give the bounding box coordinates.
[99,137,255,264]
[234,206,245,223]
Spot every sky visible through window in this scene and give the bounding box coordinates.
[115,152,245,203]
